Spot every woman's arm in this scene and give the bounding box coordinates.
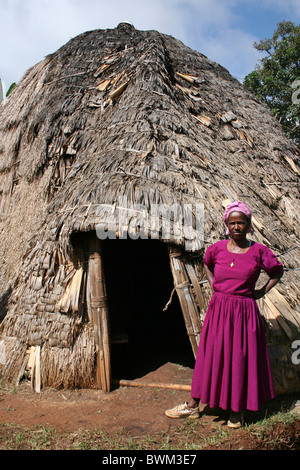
[204,264,214,290]
[253,275,283,300]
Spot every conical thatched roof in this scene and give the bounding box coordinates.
[0,23,299,393]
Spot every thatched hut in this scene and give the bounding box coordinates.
[0,23,299,394]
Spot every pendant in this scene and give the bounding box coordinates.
[230,261,234,268]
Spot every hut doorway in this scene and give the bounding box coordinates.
[102,239,195,385]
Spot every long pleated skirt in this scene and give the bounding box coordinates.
[191,292,275,412]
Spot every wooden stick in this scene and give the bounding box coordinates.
[114,379,191,391]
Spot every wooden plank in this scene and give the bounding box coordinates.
[185,260,205,311]
[35,346,41,393]
[176,254,204,341]
[263,296,295,340]
[269,288,300,327]
[30,346,41,393]
[16,355,29,387]
[169,255,196,353]
[168,246,202,357]
[257,298,282,336]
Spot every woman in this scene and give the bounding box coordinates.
[165,201,283,428]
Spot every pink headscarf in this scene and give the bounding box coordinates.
[223,201,252,235]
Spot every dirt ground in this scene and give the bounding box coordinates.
[1,361,299,451]
[0,363,195,435]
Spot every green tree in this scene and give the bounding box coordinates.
[244,21,300,147]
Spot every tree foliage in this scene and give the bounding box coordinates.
[243,21,300,147]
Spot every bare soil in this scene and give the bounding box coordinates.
[1,362,299,451]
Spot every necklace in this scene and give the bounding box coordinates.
[229,240,251,267]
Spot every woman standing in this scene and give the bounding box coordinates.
[165,201,283,428]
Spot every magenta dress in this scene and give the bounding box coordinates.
[191,240,283,412]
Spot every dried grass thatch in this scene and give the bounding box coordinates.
[0,23,299,393]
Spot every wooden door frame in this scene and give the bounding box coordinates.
[86,236,111,392]
[85,237,207,391]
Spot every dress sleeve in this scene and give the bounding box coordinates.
[204,244,215,271]
[261,246,284,278]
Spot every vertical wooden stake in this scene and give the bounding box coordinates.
[87,236,111,392]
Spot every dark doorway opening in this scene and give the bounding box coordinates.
[102,238,195,381]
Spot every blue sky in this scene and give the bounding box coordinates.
[1,0,300,92]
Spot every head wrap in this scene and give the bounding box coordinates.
[223,201,252,235]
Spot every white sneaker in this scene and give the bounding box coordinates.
[165,402,200,419]
[227,412,244,428]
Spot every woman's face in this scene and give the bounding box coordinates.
[227,211,250,241]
